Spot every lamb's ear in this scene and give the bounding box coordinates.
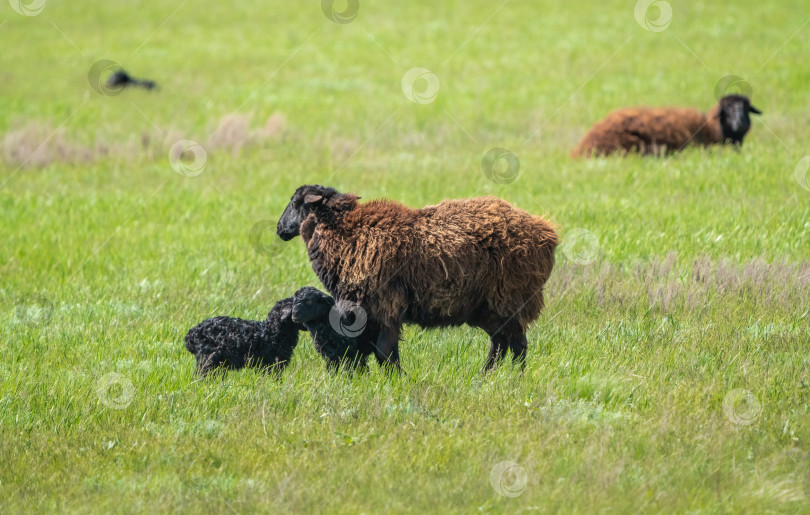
[749,105,762,115]
[303,194,324,205]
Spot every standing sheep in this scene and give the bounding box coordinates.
[184,297,304,376]
[291,286,378,371]
[572,94,762,157]
[276,185,559,371]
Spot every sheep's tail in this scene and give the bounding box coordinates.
[495,221,559,330]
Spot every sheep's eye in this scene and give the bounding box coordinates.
[306,300,313,306]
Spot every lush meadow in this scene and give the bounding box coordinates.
[2,0,809,512]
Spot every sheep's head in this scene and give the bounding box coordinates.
[276,184,359,241]
[267,297,306,331]
[717,94,761,145]
[291,287,334,324]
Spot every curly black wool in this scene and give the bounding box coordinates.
[291,287,378,371]
[184,297,304,376]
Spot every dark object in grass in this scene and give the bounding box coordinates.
[277,185,559,372]
[291,286,378,371]
[106,69,157,91]
[184,297,304,376]
[572,94,762,157]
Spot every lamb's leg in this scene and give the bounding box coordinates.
[362,328,387,367]
[374,325,402,372]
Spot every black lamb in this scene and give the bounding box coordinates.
[291,287,379,371]
[184,297,304,376]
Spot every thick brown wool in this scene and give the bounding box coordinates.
[572,95,760,157]
[301,195,559,333]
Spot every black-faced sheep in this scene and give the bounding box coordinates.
[572,94,762,157]
[184,297,304,376]
[291,286,378,371]
[276,185,559,371]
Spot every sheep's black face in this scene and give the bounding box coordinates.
[718,94,761,145]
[291,287,334,323]
[276,185,340,241]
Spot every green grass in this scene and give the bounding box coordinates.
[2,0,810,512]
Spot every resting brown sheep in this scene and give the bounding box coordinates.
[572,94,762,157]
[276,185,559,371]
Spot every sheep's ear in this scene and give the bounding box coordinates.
[303,194,324,205]
[749,105,762,115]
[330,193,360,212]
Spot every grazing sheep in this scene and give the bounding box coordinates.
[291,286,377,371]
[277,185,559,371]
[572,94,762,157]
[107,69,157,91]
[184,297,304,376]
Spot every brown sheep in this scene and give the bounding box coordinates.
[276,185,559,372]
[572,94,762,157]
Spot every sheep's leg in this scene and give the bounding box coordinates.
[483,342,500,370]
[361,328,384,367]
[374,326,402,372]
[508,333,529,369]
[479,314,526,371]
[484,334,510,371]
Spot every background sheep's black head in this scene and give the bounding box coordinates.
[291,286,334,323]
[717,94,761,145]
[106,69,157,90]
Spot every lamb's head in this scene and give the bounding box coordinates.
[276,185,359,241]
[291,287,334,324]
[266,296,306,331]
[717,94,761,145]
